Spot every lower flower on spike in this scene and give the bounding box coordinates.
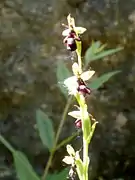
[75,119,82,129]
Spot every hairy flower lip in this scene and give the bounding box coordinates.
[64,71,94,96]
[77,85,91,96]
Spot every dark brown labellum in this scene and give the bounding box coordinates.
[63,29,81,51]
[75,119,82,128]
[77,85,91,96]
[66,38,77,51]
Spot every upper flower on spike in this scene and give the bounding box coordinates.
[62,14,87,37]
[64,64,95,95]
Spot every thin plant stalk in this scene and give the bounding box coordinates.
[76,51,90,180]
[42,96,73,180]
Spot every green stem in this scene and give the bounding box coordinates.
[54,96,73,146]
[80,104,89,180]
[0,134,15,153]
[78,51,82,73]
[76,41,89,180]
[83,139,89,180]
[76,41,82,74]
[55,130,80,151]
[42,96,73,180]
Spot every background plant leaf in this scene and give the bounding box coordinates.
[88,71,121,90]
[13,151,40,180]
[56,60,71,98]
[85,41,123,66]
[46,168,69,180]
[0,135,40,180]
[36,110,54,151]
[85,41,101,65]
[55,131,80,151]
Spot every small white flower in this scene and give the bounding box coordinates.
[64,70,95,95]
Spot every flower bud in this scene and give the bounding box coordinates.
[67,144,75,157]
[72,63,80,77]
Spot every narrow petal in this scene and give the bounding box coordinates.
[67,14,75,29]
[63,156,74,165]
[74,27,87,34]
[64,76,78,95]
[62,29,71,36]
[81,70,95,81]
[68,111,81,119]
[72,62,80,77]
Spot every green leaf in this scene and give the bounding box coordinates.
[85,41,123,66]
[56,60,71,98]
[46,168,69,180]
[90,47,123,62]
[88,121,98,144]
[88,71,121,90]
[13,151,40,180]
[75,156,84,179]
[0,135,40,180]
[85,41,101,65]
[36,110,54,151]
[55,131,80,151]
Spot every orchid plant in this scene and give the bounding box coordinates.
[62,14,98,180]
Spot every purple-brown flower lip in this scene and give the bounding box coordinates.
[77,84,91,96]
[64,67,95,96]
[75,119,82,129]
